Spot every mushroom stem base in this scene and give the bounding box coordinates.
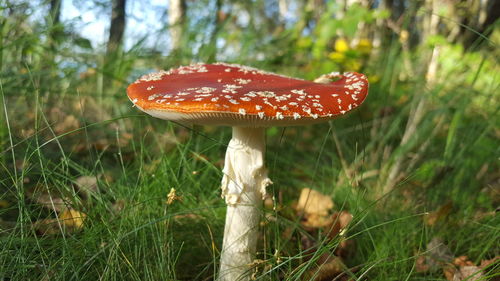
[218,127,271,281]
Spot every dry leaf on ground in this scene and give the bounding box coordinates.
[75,176,98,197]
[443,264,457,280]
[453,256,474,267]
[59,209,86,229]
[54,114,80,135]
[417,238,492,281]
[117,132,133,148]
[294,188,334,228]
[416,255,430,272]
[34,209,87,235]
[29,188,69,212]
[293,188,354,279]
[303,255,346,281]
[416,237,454,272]
[302,213,334,228]
[322,211,354,257]
[323,211,353,239]
[33,218,61,236]
[166,188,182,205]
[424,201,453,226]
[36,195,68,212]
[453,265,483,281]
[295,188,334,216]
[479,256,499,269]
[173,213,202,221]
[448,255,486,281]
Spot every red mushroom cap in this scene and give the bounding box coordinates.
[127,62,369,126]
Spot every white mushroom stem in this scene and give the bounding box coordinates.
[218,126,272,281]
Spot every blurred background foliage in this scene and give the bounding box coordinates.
[0,0,499,280]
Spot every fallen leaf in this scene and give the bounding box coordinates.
[33,218,61,236]
[453,256,474,267]
[166,188,182,205]
[443,264,457,281]
[453,265,483,281]
[93,138,111,151]
[338,211,353,228]
[416,255,430,272]
[295,188,334,217]
[424,201,453,226]
[33,193,68,212]
[417,238,488,281]
[416,237,454,272]
[323,211,353,240]
[335,239,355,259]
[117,132,133,147]
[300,233,317,255]
[295,188,335,228]
[479,256,499,269]
[173,213,201,220]
[427,237,454,263]
[294,190,353,279]
[54,115,80,135]
[75,176,98,197]
[302,213,334,228]
[20,128,35,138]
[304,255,346,281]
[59,209,86,229]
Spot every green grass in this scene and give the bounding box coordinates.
[1,89,498,280]
[1,8,499,281]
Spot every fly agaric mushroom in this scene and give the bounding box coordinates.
[127,62,368,281]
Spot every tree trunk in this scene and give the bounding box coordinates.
[49,0,61,25]
[47,0,61,51]
[168,0,186,53]
[107,0,126,55]
[278,0,288,21]
[372,0,392,50]
[466,0,500,45]
[207,0,222,62]
[481,0,500,33]
[421,0,440,44]
[43,0,62,93]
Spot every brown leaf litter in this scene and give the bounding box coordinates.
[416,237,497,280]
[292,188,355,280]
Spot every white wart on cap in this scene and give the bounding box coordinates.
[127,62,369,126]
